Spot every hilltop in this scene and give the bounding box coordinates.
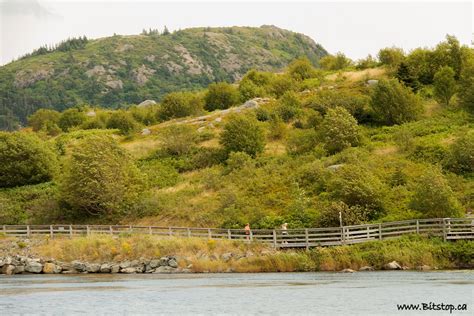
[0,25,327,129]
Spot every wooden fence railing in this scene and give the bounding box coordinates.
[1,218,473,249]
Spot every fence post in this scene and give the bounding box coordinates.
[442,219,447,241]
[416,220,420,234]
[148,226,152,235]
[50,225,53,238]
[366,225,370,239]
[110,225,113,235]
[69,225,73,238]
[27,225,30,237]
[272,230,277,248]
[187,228,191,238]
[208,228,212,239]
[227,229,231,240]
[2,225,5,236]
[129,225,133,233]
[168,227,172,237]
[305,229,309,250]
[249,230,253,241]
[378,223,382,240]
[86,225,90,236]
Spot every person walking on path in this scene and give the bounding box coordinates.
[245,223,251,241]
[281,223,288,244]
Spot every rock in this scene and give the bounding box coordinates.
[367,79,379,86]
[132,65,155,86]
[416,265,432,271]
[221,253,233,262]
[145,55,156,62]
[149,259,160,269]
[72,261,87,272]
[243,100,259,109]
[14,265,25,274]
[327,164,344,171]
[120,261,131,269]
[121,267,137,274]
[0,259,4,268]
[359,266,375,271]
[86,263,101,273]
[98,264,110,273]
[3,257,13,265]
[105,79,123,90]
[197,126,206,133]
[2,264,16,275]
[214,117,222,123]
[384,261,402,270]
[137,100,157,108]
[60,263,78,274]
[25,260,43,273]
[168,259,178,268]
[141,128,151,136]
[86,110,96,117]
[154,266,177,274]
[159,257,169,267]
[110,265,121,274]
[340,268,356,273]
[85,65,106,78]
[402,266,410,270]
[181,268,192,273]
[43,263,61,274]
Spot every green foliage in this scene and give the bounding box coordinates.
[287,57,317,81]
[58,108,87,132]
[224,151,254,174]
[378,47,404,69]
[276,91,302,122]
[444,132,474,174]
[106,110,139,135]
[160,125,198,156]
[327,165,386,219]
[370,79,423,125]
[158,91,204,120]
[220,115,265,157]
[318,201,369,227]
[138,159,180,188]
[321,107,360,154]
[433,66,456,106]
[28,109,61,134]
[204,82,240,111]
[306,89,370,121]
[319,53,352,70]
[458,64,474,112]
[286,129,320,156]
[268,75,298,98]
[409,167,462,218]
[59,134,145,218]
[355,55,378,70]
[0,132,57,188]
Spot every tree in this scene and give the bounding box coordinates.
[106,111,139,135]
[276,91,302,122]
[327,165,386,219]
[287,57,317,81]
[318,201,370,227]
[158,91,204,120]
[60,135,145,217]
[204,82,240,111]
[320,107,360,154]
[458,64,474,112]
[409,167,462,218]
[378,47,404,69]
[0,132,57,188]
[220,115,265,157]
[58,108,87,132]
[444,132,474,174]
[28,109,61,133]
[370,79,423,125]
[433,66,457,106]
[319,53,352,70]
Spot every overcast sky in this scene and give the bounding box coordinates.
[0,0,472,65]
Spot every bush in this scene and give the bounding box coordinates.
[59,134,145,217]
[370,79,423,125]
[327,165,386,219]
[286,129,319,156]
[268,75,298,98]
[409,167,462,218]
[433,66,457,106]
[138,159,180,188]
[158,91,204,120]
[458,65,474,112]
[58,108,87,132]
[306,89,369,121]
[28,109,61,134]
[220,115,265,158]
[287,57,317,81]
[378,47,405,69]
[318,201,370,227]
[319,53,352,70]
[276,91,302,122]
[106,111,139,135]
[204,82,240,111]
[225,151,254,173]
[444,132,474,174]
[160,125,198,156]
[320,107,360,154]
[0,132,57,188]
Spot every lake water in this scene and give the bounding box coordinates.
[0,271,473,315]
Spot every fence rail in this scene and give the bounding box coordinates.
[1,218,473,249]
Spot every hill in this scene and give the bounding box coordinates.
[0,25,327,129]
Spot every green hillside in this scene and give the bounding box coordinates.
[0,26,327,129]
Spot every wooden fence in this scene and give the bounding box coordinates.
[1,218,473,249]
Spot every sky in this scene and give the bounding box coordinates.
[0,0,472,65]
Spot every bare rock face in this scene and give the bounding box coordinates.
[105,79,123,90]
[132,65,156,86]
[100,263,112,273]
[384,261,402,270]
[121,267,137,274]
[85,65,106,78]
[86,263,101,273]
[2,264,15,275]
[43,262,62,274]
[359,266,375,271]
[14,68,54,88]
[137,100,157,108]
[25,260,43,273]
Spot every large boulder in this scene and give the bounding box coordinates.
[416,265,432,271]
[14,265,25,274]
[121,267,137,274]
[25,260,43,273]
[100,263,112,273]
[359,266,375,271]
[384,261,402,270]
[168,258,178,268]
[86,263,101,273]
[154,266,177,274]
[137,100,157,108]
[110,264,121,274]
[221,253,233,262]
[43,262,62,274]
[2,264,16,275]
[340,268,356,273]
[72,261,87,272]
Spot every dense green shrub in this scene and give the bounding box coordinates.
[28,109,61,134]
[204,82,240,111]
[318,201,370,227]
[306,89,370,120]
[220,115,265,157]
[160,125,198,156]
[268,75,298,98]
[286,129,319,156]
[224,152,254,173]
[327,165,386,219]
[319,53,352,70]
[287,57,317,81]
[138,159,180,188]
[106,111,139,135]
[60,135,145,217]
[370,79,423,125]
[378,47,405,69]
[276,91,302,122]
[58,108,87,132]
[409,167,462,218]
[320,107,361,154]
[444,132,474,174]
[458,64,474,112]
[0,132,57,188]
[433,66,457,106]
[158,91,204,120]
